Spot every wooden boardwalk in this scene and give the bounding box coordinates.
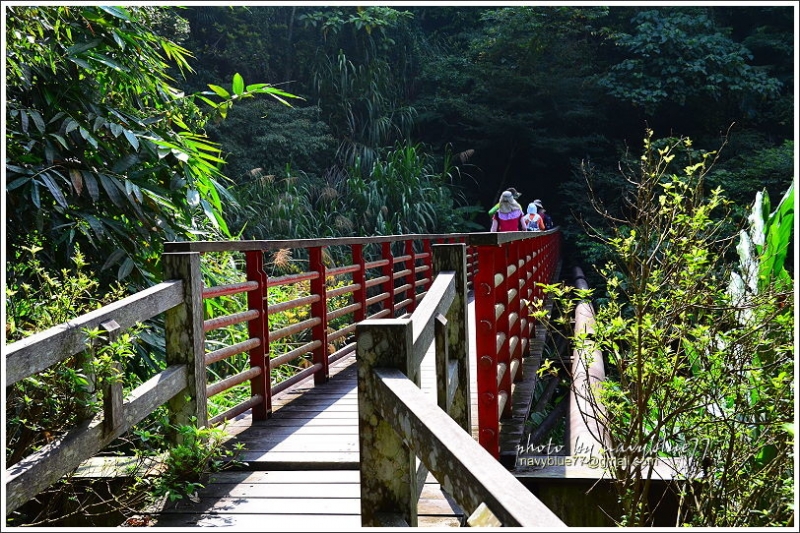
[153,297,542,528]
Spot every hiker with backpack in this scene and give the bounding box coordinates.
[490,190,525,232]
[523,199,545,231]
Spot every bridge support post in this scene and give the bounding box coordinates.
[163,252,208,440]
[432,243,471,434]
[356,319,418,527]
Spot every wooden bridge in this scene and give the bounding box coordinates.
[6,230,571,527]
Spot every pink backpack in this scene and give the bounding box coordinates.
[494,212,522,232]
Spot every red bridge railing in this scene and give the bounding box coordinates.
[5,230,560,514]
[163,229,560,457]
[469,230,561,457]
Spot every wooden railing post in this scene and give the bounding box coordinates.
[357,319,417,527]
[245,250,271,420]
[432,243,471,433]
[163,252,208,437]
[309,246,330,384]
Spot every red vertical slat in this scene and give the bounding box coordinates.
[352,244,367,322]
[474,244,501,458]
[245,250,270,420]
[309,246,330,384]
[405,239,417,313]
[422,239,434,292]
[382,242,395,317]
[497,242,513,419]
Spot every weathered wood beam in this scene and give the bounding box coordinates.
[368,367,566,528]
[5,280,183,386]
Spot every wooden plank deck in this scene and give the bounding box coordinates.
[152,297,544,528]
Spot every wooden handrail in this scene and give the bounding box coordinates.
[5,254,205,516]
[356,242,566,527]
[5,280,184,386]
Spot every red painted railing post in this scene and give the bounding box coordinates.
[511,239,525,387]
[309,246,330,384]
[352,244,367,322]
[497,242,514,420]
[521,236,536,344]
[245,250,271,420]
[405,239,417,313]
[422,239,434,292]
[381,242,395,317]
[474,243,502,458]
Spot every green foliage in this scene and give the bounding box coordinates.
[597,9,782,114]
[347,142,478,235]
[226,141,480,242]
[204,100,337,183]
[539,131,793,526]
[144,421,243,504]
[5,6,298,285]
[4,244,143,466]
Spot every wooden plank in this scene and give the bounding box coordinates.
[231,437,358,452]
[153,513,362,528]
[235,450,360,467]
[159,496,362,515]
[224,425,359,439]
[208,470,360,484]
[198,482,362,499]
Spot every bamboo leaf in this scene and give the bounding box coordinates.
[232,73,244,96]
[68,56,92,69]
[31,182,41,208]
[101,248,126,270]
[69,168,84,196]
[64,118,80,135]
[117,257,135,280]
[82,171,100,201]
[27,109,45,133]
[86,52,128,72]
[99,6,131,21]
[39,173,69,208]
[187,189,200,207]
[20,110,29,133]
[112,153,139,173]
[66,38,102,55]
[207,84,230,99]
[123,129,139,151]
[98,173,126,208]
[6,177,32,191]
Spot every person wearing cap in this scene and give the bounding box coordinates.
[490,190,525,232]
[539,206,554,229]
[523,200,545,231]
[488,187,521,216]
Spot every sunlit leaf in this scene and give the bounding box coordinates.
[207,84,230,99]
[232,73,244,96]
[123,129,139,151]
[66,38,102,55]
